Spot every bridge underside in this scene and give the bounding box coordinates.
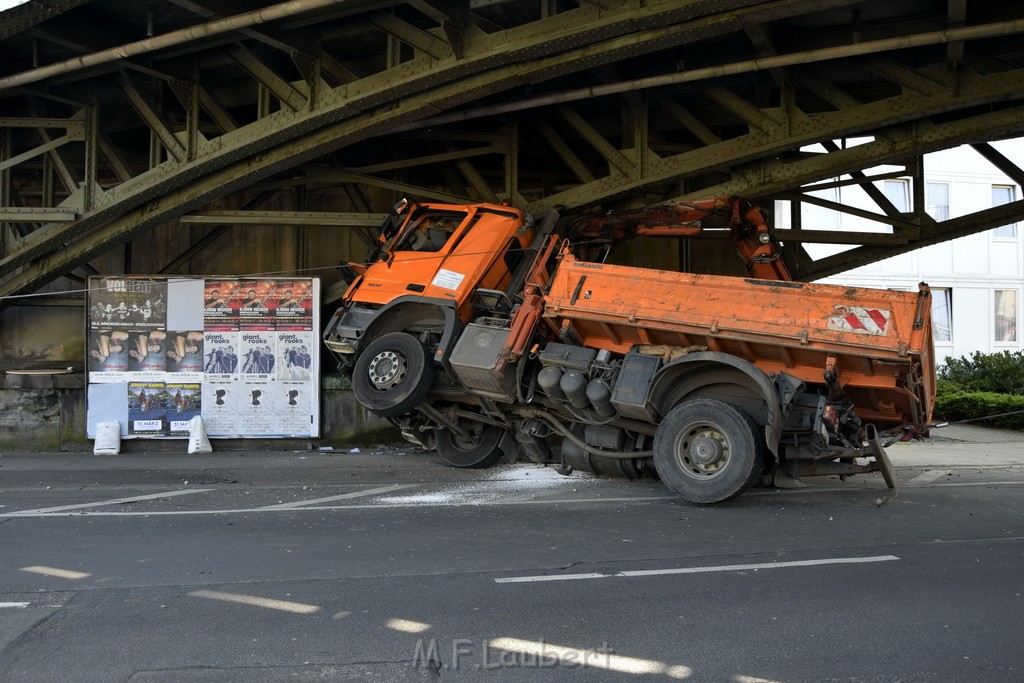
[2,0,1024,307]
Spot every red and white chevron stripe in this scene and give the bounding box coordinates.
[828,306,891,336]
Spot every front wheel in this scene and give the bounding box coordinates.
[653,398,765,504]
[352,332,434,418]
[436,422,505,469]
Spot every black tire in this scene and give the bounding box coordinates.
[352,332,434,418]
[436,422,505,469]
[653,398,765,504]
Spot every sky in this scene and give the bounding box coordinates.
[0,1,28,11]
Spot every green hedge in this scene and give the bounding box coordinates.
[937,350,1024,395]
[933,391,1024,431]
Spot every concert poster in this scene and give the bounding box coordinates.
[89,277,167,330]
[200,378,238,437]
[275,332,313,381]
[203,279,241,331]
[274,279,313,331]
[238,279,278,331]
[128,381,168,435]
[166,382,202,435]
[239,331,275,378]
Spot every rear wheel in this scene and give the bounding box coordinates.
[352,332,433,418]
[653,398,765,503]
[436,421,505,469]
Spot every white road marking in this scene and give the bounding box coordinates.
[1,476,1020,519]
[906,470,951,485]
[744,479,1024,496]
[257,484,415,509]
[8,489,214,515]
[495,555,900,584]
[20,566,91,580]
[188,590,320,614]
[0,495,675,517]
[0,602,31,608]
[385,618,432,633]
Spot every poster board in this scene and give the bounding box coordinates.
[86,276,319,439]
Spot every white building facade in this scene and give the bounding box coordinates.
[776,139,1024,365]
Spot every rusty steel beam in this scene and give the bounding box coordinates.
[806,200,1024,280]
[179,210,388,226]
[0,0,364,92]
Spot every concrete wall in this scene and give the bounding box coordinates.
[0,372,393,452]
[0,372,85,452]
[0,301,85,370]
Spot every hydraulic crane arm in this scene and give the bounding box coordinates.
[564,196,792,281]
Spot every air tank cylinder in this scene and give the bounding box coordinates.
[560,370,590,409]
[537,365,566,400]
[586,378,616,417]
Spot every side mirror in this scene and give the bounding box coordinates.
[380,198,409,243]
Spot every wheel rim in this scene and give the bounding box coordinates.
[437,420,504,469]
[366,349,407,390]
[674,423,730,479]
[450,422,485,451]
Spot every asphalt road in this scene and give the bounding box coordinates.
[0,447,1022,682]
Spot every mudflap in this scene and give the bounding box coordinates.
[865,423,898,491]
[498,428,521,463]
[772,467,810,489]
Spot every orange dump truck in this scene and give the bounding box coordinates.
[324,198,935,503]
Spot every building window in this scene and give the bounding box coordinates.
[931,288,952,342]
[992,185,1017,238]
[883,179,910,212]
[925,182,949,221]
[994,289,1017,342]
[805,185,840,230]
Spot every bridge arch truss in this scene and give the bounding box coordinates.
[1,0,1024,305]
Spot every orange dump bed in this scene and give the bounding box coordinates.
[542,253,935,428]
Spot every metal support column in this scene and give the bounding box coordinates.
[147,78,163,170]
[186,61,200,162]
[42,153,54,208]
[624,93,649,182]
[911,155,926,226]
[504,118,519,203]
[83,86,98,212]
[0,129,8,256]
[257,83,271,119]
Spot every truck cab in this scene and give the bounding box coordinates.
[324,200,537,364]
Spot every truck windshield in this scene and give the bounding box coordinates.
[384,208,468,254]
